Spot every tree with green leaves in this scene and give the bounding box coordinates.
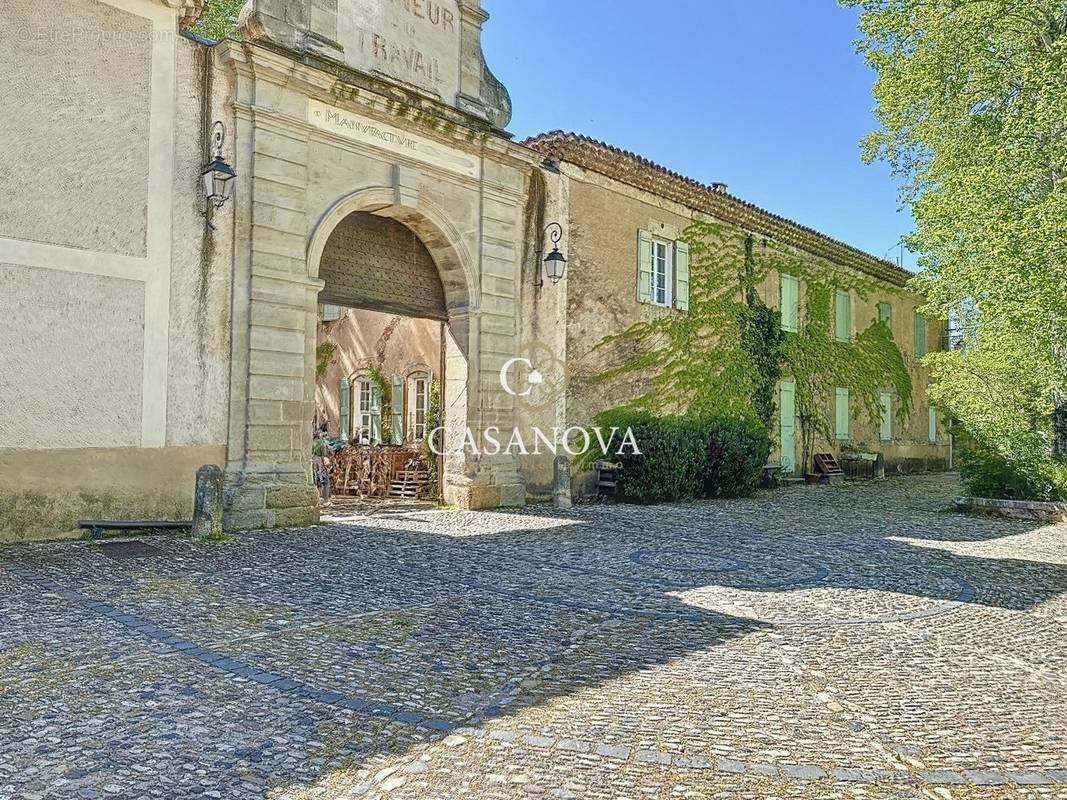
[843,0,1067,484]
[191,0,243,40]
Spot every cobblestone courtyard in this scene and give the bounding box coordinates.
[1,474,1065,799]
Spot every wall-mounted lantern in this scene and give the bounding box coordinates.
[201,121,236,217]
[537,222,567,286]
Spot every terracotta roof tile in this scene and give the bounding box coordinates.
[524,131,914,288]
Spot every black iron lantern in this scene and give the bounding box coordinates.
[539,222,567,286]
[201,121,236,211]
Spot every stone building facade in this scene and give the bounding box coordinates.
[525,133,949,491]
[315,307,442,446]
[0,0,947,541]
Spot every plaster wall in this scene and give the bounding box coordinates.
[0,1,233,542]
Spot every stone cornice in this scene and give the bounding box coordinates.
[525,131,916,289]
[219,40,535,171]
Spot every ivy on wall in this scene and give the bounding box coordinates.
[315,341,337,379]
[367,364,394,444]
[740,234,784,427]
[591,222,914,472]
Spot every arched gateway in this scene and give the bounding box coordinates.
[221,0,534,529]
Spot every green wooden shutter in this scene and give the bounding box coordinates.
[781,274,799,332]
[914,313,927,357]
[779,380,796,473]
[878,302,892,325]
[673,241,690,312]
[879,392,893,442]
[391,374,404,445]
[835,387,850,440]
[637,230,654,303]
[370,383,383,445]
[338,377,351,442]
[835,289,850,342]
[928,406,937,443]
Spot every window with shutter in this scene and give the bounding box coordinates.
[637,230,654,304]
[914,313,927,357]
[390,374,404,445]
[370,383,383,445]
[779,380,797,473]
[338,378,351,442]
[835,289,850,342]
[674,240,690,312]
[408,372,431,442]
[648,240,673,307]
[928,406,937,443]
[357,380,373,444]
[878,302,892,326]
[835,387,850,440]
[879,392,893,442]
[781,274,800,332]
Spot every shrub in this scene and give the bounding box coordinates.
[595,410,771,504]
[959,434,1067,502]
[703,416,773,498]
[612,414,708,504]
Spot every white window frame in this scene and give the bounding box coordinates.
[409,373,430,442]
[357,379,374,444]
[650,239,674,308]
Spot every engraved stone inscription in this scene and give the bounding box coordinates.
[336,0,462,101]
[307,100,479,177]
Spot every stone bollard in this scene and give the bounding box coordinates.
[192,465,224,539]
[553,456,572,511]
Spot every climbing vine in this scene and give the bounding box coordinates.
[367,364,394,443]
[425,379,442,498]
[740,235,785,428]
[315,341,337,380]
[591,222,914,473]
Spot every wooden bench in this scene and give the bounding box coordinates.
[78,520,193,540]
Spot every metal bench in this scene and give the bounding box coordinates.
[78,519,193,540]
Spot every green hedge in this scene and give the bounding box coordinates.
[703,416,773,499]
[959,434,1067,502]
[601,411,771,504]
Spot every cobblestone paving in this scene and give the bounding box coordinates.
[1,474,1066,799]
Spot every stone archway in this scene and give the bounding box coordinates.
[305,188,482,509]
[317,212,447,320]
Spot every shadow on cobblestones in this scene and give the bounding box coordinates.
[1,474,1065,798]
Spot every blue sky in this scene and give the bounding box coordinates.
[481,1,917,270]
